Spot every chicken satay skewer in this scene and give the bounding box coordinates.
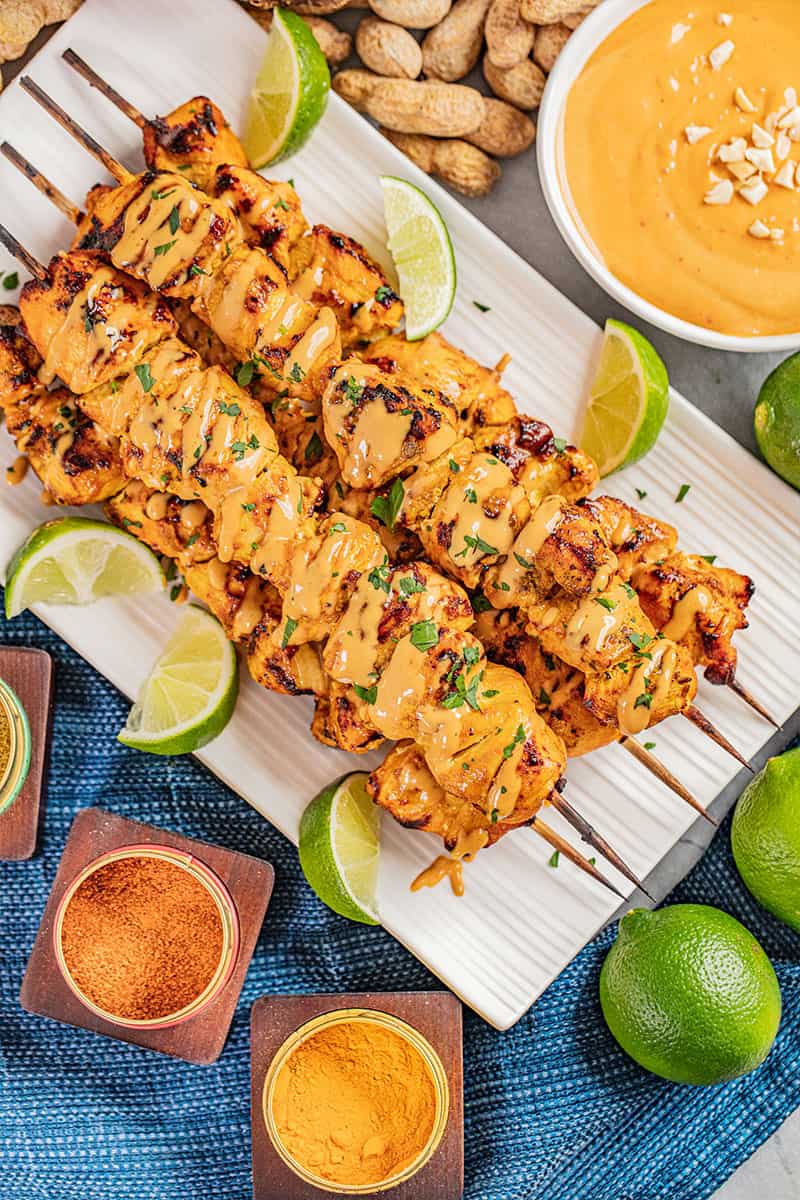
[528,816,627,902]
[619,735,717,825]
[548,790,655,899]
[0,232,647,900]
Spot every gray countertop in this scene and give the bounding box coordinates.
[3,22,799,1200]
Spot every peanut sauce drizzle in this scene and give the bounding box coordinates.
[662,587,712,641]
[5,455,28,485]
[490,493,565,602]
[116,176,225,292]
[411,856,465,897]
[440,456,526,570]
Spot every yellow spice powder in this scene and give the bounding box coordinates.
[271,1021,438,1187]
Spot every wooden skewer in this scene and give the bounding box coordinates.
[19,76,133,185]
[62,48,148,131]
[620,736,717,826]
[683,705,754,772]
[728,678,780,729]
[0,223,47,281]
[1,143,82,225]
[548,790,655,899]
[531,817,627,901]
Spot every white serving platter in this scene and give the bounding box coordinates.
[0,0,798,1030]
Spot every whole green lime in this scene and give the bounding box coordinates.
[600,905,781,1085]
[754,352,800,490]
[732,747,800,932]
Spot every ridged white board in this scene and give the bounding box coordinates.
[0,0,798,1030]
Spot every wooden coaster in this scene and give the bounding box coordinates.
[21,806,274,1064]
[250,992,464,1200]
[0,646,54,861]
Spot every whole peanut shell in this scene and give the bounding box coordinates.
[368,0,451,28]
[304,15,353,63]
[356,16,423,77]
[383,128,501,196]
[519,0,597,21]
[421,0,491,81]
[333,68,383,110]
[533,21,571,71]
[465,97,535,156]
[485,0,535,70]
[563,6,591,29]
[364,78,485,136]
[482,54,545,110]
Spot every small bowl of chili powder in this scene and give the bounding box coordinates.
[53,844,240,1028]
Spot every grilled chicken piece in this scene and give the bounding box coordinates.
[267,395,343,492]
[170,299,236,369]
[579,496,677,577]
[185,557,280,643]
[633,553,753,685]
[105,480,217,567]
[212,164,306,274]
[323,359,459,488]
[335,483,423,564]
[141,97,249,191]
[290,225,403,348]
[366,332,517,431]
[473,417,599,503]
[524,581,659,675]
[312,686,386,754]
[0,315,39,405]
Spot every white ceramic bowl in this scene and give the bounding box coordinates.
[536,0,800,354]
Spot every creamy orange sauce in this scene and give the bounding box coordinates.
[565,0,800,335]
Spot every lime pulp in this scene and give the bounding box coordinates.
[380,175,456,341]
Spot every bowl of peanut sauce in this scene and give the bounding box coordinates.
[537,0,800,351]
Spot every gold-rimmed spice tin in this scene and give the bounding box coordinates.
[52,843,241,1030]
[0,676,31,816]
[264,1009,450,1194]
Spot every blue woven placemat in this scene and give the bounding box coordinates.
[1,609,798,1200]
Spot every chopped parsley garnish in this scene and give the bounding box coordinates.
[442,666,483,712]
[2,272,18,290]
[410,620,439,652]
[236,360,256,388]
[248,434,260,450]
[471,591,492,614]
[170,584,183,602]
[185,533,200,548]
[465,487,478,504]
[110,380,119,394]
[153,239,177,256]
[375,285,392,303]
[514,552,533,570]
[448,459,460,473]
[193,443,204,461]
[634,691,653,710]
[231,441,248,461]
[370,477,404,531]
[635,487,648,500]
[455,533,498,559]
[281,617,297,648]
[121,518,142,529]
[160,473,170,485]
[622,583,637,599]
[289,362,305,383]
[274,198,290,212]
[491,809,499,824]
[368,559,391,593]
[151,188,175,200]
[304,431,323,463]
[548,850,560,868]
[464,646,480,665]
[538,687,551,706]
[675,483,691,503]
[218,400,241,416]
[189,264,208,277]
[473,300,491,313]
[344,375,364,404]
[644,741,656,750]
[354,683,377,704]
[493,581,510,592]
[335,480,345,499]
[134,363,155,393]
[553,437,567,454]
[483,688,500,699]
[241,502,255,512]
[502,724,525,759]
[329,521,347,533]
[701,554,717,564]
[168,205,180,235]
[399,575,425,596]
[595,596,617,611]
[628,630,653,654]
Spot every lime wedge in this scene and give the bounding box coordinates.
[579,318,670,477]
[243,7,330,168]
[4,517,164,619]
[299,772,381,925]
[380,175,456,340]
[118,606,239,756]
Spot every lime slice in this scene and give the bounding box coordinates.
[118,606,239,756]
[753,351,800,490]
[380,175,456,341]
[243,7,330,168]
[4,517,164,619]
[299,772,381,925]
[579,318,670,477]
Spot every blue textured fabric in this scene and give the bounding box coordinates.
[1,609,798,1200]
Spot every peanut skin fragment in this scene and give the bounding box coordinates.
[482,53,545,110]
[333,68,383,110]
[485,0,536,70]
[304,15,354,63]
[364,78,485,136]
[421,0,492,81]
[367,0,452,28]
[519,0,598,21]
[533,21,571,72]
[356,15,423,78]
[464,97,536,156]
[382,128,501,196]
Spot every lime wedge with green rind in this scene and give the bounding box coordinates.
[580,318,670,477]
[754,351,800,490]
[118,606,239,756]
[380,175,456,341]
[299,771,381,925]
[4,517,164,619]
[243,7,330,168]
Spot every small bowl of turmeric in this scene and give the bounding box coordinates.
[263,1008,450,1193]
[53,843,240,1029]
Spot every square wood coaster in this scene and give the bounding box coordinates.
[0,646,54,861]
[250,992,464,1200]
[20,806,274,1064]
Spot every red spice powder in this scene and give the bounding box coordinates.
[59,854,225,1021]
